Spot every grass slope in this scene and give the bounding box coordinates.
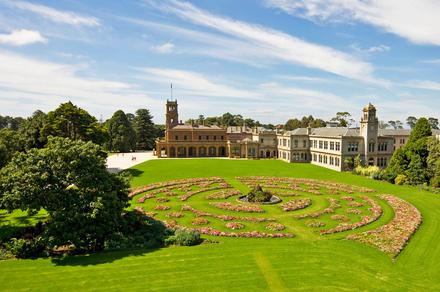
[1,159,440,291]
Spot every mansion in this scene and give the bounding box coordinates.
[155,100,437,172]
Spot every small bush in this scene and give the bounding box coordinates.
[395,174,408,185]
[354,166,380,177]
[247,185,272,202]
[165,228,201,246]
[4,237,46,259]
[430,176,440,188]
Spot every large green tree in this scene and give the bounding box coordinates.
[107,110,136,152]
[41,102,107,145]
[0,129,24,168]
[133,109,156,150]
[19,110,47,150]
[384,117,434,186]
[0,137,129,251]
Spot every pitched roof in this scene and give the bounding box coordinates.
[378,129,411,136]
[310,127,359,137]
[172,124,224,130]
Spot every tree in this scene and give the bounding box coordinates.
[388,120,403,129]
[0,137,129,251]
[0,129,24,168]
[406,116,418,129]
[428,117,439,130]
[41,102,107,145]
[284,118,301,131]
[107,110,136,152]
[133,109,156,150]
[19,110,47,149]
[427,137,440,187]
[331,112,353,127]
[379,121,390,129]
[408,117,432,143]
[384,118,433,186]
[197,115,205,125]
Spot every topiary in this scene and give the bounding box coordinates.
[165,228,202,246]
[247,185,272,202]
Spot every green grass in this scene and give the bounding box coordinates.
[1,159,440,291]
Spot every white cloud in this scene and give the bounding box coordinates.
[0,50,159,118]
[351,43,390,54]
[146,0,378,82]
[0,29,47,46]
[419,59,440,65]
[152,42,175,54]
[4,0,100,27]
[405,80,440,91]
[263,0,440,46]
[136,67,260,99]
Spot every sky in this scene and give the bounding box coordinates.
[0,0,439,125]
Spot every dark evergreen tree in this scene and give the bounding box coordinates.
[133,109,155,150]
[107,110,136,152]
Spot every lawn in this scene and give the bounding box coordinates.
[1,159,440,291]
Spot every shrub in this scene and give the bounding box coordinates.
[165,228,202,246]
[354,166,380,177]
[395,174,408,185]
[247,185,272,202]
[4,237,46,259]
[430,176,440,188]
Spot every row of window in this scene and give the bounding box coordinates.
[175,135,224,141]
[278,151,308,161]
[311,140,341,151]
[312,154,340,166]
[368,142,389,152]
[278,138,308,148]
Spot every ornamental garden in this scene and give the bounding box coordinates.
[131,175,422,258]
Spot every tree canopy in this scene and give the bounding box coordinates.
[106,110,136,152]
[0,137,129,251]
[41,102,107,145]
[133,109,156,150]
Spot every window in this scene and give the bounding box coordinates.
[335,142,340,151]
[319,154,322,163]
[335,157,340,166]
[324,141,328,149]
[175,135,178,140]
[400,138,405,144]
[206,135,209,140]
[330,142,335,150]
[378,143,388,151]
[319,141,323,149]
[303,140,307,148]
[261,138,264,143]
[313,153,317,161]
[323,155,328,164]
[378,157,388,167]
[184,135,187,141]
[313,140,317,148]
[199,135,202,140]
[214,135,217,141]
[283,139,287,147]
[300,153,304,160]
[221,136,224,140]
[348,142,359,152]
[330,156,334,165]
[294,140,298,148]
[369,142,375,152]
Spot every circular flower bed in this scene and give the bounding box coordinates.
[266,223,285,231]
[225,222,245,230]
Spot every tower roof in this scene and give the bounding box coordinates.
[363,103,376,111]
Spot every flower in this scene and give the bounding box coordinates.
[280,198,312,211]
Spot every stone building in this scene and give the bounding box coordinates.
[155,100,228,158]
[155,100,435,172]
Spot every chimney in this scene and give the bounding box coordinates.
[307,125,312,135]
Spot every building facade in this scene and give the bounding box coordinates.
[155,100,433,172]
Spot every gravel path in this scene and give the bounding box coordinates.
[106,151,157,173]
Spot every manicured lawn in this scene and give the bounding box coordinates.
[1,159,440,291]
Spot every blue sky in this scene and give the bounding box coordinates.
[0,0,439,125]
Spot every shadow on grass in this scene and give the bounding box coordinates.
[51,247,160,266]
[122,168,144,178]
